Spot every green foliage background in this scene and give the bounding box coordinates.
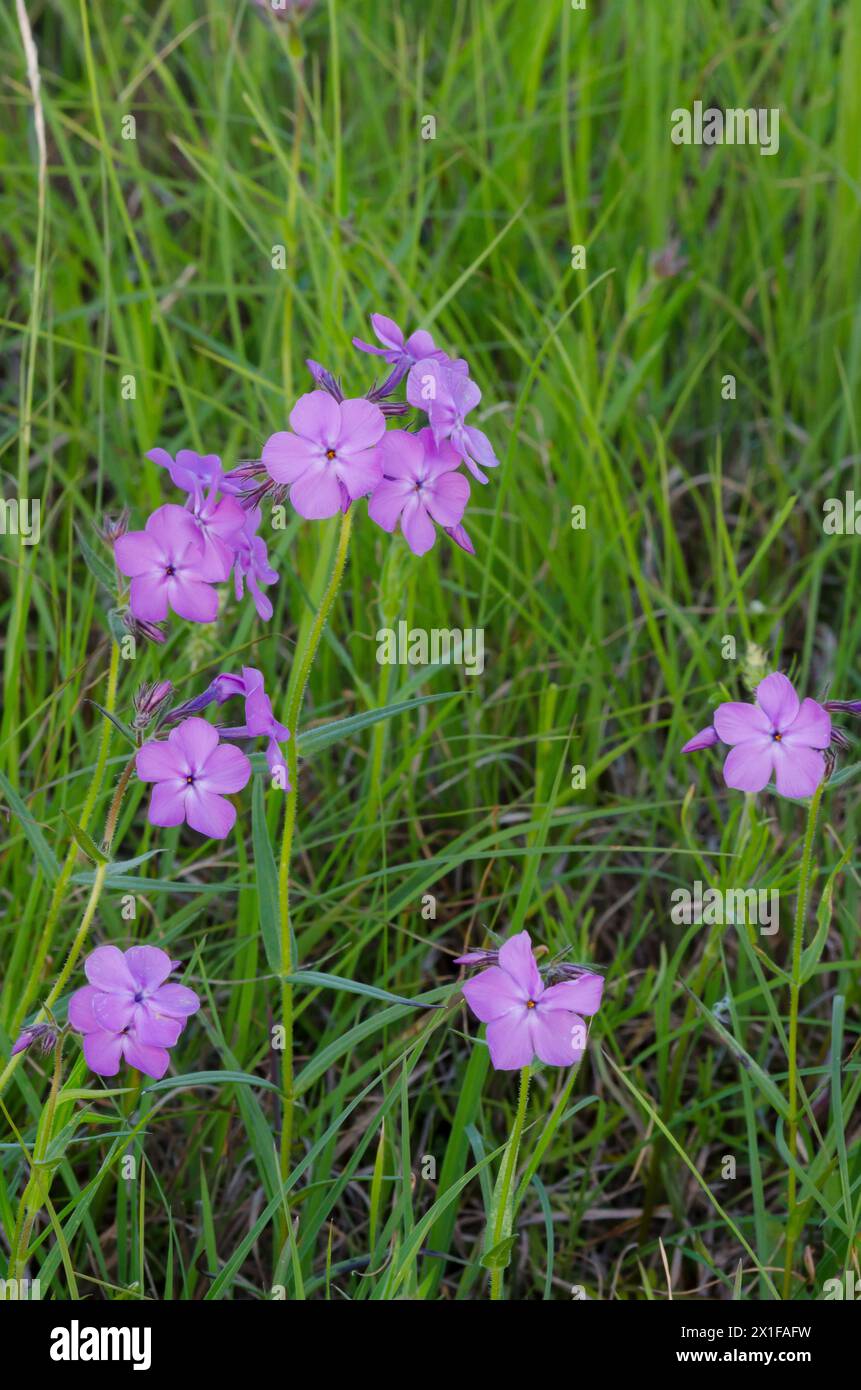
[1,0,859,1299]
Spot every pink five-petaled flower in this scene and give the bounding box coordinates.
[68,945,200,1081]
[114,504,223,624]
[136,717,252,839]
[368,428,470,556]
[232,508,279,621]
[262,391,386,519]
[352,313,468,385]
[461,931,604,1071]
[406,358,499,484]
[682,671,831,799]
[217,666,291,785]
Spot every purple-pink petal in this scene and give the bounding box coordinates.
[462,965,525,1022]
[497,931,543,999]
[85,945,136,995]
[782,698,831,750]
[755,671,800,728]
[722,741,774,793]
[539,974,605,1017]
[485,1013,534,1070]
[713,701,770,745]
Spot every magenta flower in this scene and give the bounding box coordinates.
[146,447,232,502]
[352,313,468,386]
[186,485,246,581]
[406,358,499,483]
[68,945,200,1080]
[231,508,278,621]
[114,504,223,624]
[136,717,252,838]
[217,666,291,784]
[262,391,386,519]
[461,931,604,1071]
[368,428,470,555]
[682,672,831,799]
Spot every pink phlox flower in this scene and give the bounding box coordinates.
[262,391,386,519]
[368,427,470,556]
[217,666,291,785]
[146,447,224,503]
[461,930,604,1071]
[114,504,223,624]
[68,944,200,1080]
[682,671,831,799]
[406,358,499,483]
[136,716,252,838]
[231,508,278,621]
[352,313,469,386]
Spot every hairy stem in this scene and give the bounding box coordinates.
[278,508,353,1185]
[782,780,824,1299]
[489,1064,531,1300]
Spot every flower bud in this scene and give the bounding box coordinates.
[11,1022,58,1057]
[133,680,174,729]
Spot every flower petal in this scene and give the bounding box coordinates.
[169,717,220,770]
[336,398,386,455]
[485,1012,534,1070]
[93,992,136,1033]
[185,788,236,839]
[290,465,343,519]
[400,497,437,555]
[722,741,774,793]
[121,1035,171,1080]
[782,698,831,750]
[336,448,383,500]
[83,1029,124,1077]
[124,945,174,993]
[540,974,604,1017]
[755,672,800,729]
[85,945,136,995]
[147,781,187,827]
[497,931,542,999]
[262,430,321,485]
[136,740,181,783]
[530,1009,588,1066]
[425,471,469,527]
[199,743,252,795]
[462,966,526,1022]
[129,575,169,623]
[114,531,162,578]
[368,478,412,531]
[290,390,341,447]
[167,576,219,624]
[149,983,201,1019]
[772,744,826,799]
[134,1009,183,1048]
[378,430,425,481]
[68,985,102,1033]
[713,701,770,744]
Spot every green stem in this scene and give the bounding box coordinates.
[278,508,353,1184]
[11,639,120,1035]
[8,1038,63,1282]
[782,780,824,1299]
[489,1064,531,1300]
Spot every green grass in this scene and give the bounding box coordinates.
[0,0,859,1301]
